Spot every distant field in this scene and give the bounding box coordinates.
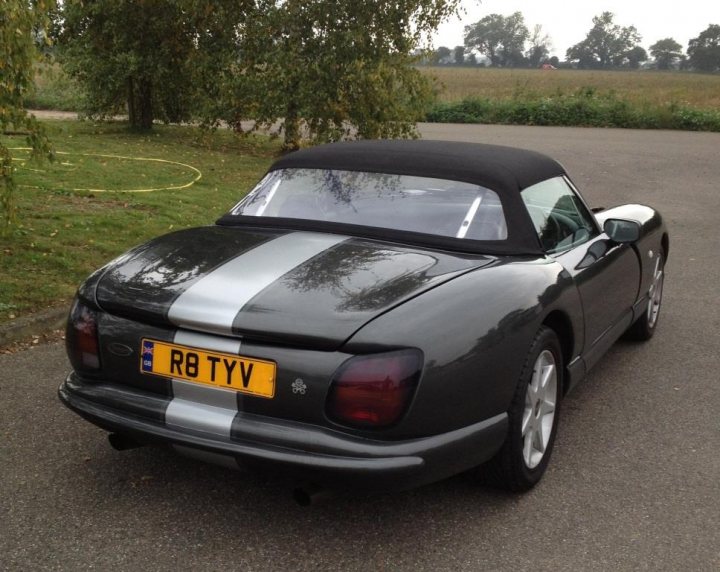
[422,67,720,109]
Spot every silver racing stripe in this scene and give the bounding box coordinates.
[165,329,241,437]
[165,232,346,466]
[167,232,348,335]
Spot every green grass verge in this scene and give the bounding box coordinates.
[425,88,720,131]
[0,120,279,322]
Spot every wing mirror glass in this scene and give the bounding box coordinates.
[603,218,641,244]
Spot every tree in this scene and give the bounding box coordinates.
[649,38,684,70]
[435,45,453,64]
[525,24,552,68]
[464,12,529,68]
[625,46,648,69]
[57,1,460,147]
[687,24,720,72]
[1,0,55,229]
[57,0,253,130]
[566,12,642,69]
[228,0,462,150]
[453,45,465,65]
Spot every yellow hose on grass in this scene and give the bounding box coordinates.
[9,148,202,193]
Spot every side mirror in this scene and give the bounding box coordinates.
[603,218,641,244]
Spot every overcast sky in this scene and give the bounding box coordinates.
[433,0,720,57]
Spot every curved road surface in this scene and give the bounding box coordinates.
[2,124,719,571]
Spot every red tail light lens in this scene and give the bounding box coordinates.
[326,350,423,429]
[66,298,101,371]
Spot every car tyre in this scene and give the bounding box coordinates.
[624,249,664,341]
[481,326,563,492]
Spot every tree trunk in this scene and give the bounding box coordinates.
[138,79,153,130]
[127,77,153,130]
[127,77,136,128]
[283,99,301,152]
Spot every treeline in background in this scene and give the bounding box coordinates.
[424,11,720,72]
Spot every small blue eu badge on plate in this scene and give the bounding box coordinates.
[141,340,155,372]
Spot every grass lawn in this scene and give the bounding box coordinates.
[422,67,720,109]
[1,120,279,322]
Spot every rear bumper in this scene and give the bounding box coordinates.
[59,373,508,491]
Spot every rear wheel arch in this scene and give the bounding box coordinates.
[541,310,574,394]
[480,325,563,491]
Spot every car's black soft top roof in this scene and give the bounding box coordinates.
[269,139,566,193]
[219,140,568,256]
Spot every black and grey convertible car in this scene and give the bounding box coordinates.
[60,140,667,497]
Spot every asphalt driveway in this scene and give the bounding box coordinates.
[1,124,719,571]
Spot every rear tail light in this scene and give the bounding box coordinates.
[66,298,101,371]
[326,350,423,429]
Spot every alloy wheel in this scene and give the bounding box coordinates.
[522,349,557,469]
[647,254,664,328]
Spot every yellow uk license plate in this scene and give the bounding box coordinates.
[140,339,276,398]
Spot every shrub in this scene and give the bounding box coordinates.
[425,88,720,132]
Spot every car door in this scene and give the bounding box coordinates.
[521,177,640,366]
